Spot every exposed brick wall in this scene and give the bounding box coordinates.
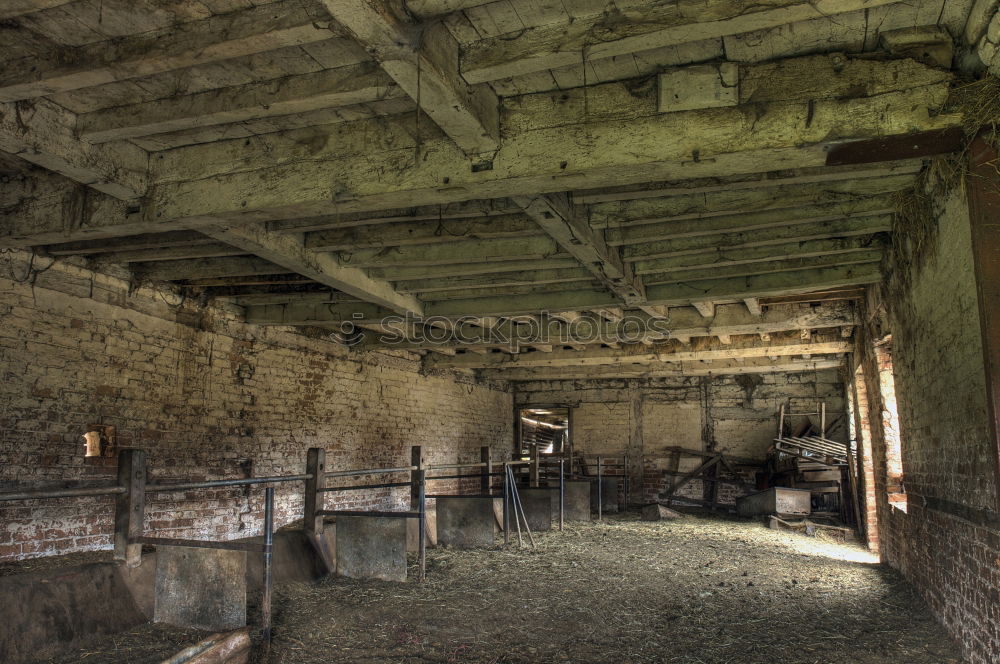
[855,182,1000,663]
[515,369,847,507]
[0,255,512,561]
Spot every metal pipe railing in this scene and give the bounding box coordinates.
[0,485,126,501]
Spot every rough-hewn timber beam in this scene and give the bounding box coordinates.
[516,194,645,304]
[320,0,499,155]
[479,357,845,381]
[0,55,957,246]
[623,215,893,261]
[394,267,595,294]
[246,301,856,351]
[422,263,881,317]
[632,236,888,274]
[200,223,424,315]
[404,0,493,18]
[78,62,398,143]
[0,0,74,19]
[0,98,147,198]
[134,256,281,281]
[459,0,902,84]
[305,213,538,250]
[338,236,559,268]
[644,251,884,285]
[426,330,851,369]
[0,4,338,102]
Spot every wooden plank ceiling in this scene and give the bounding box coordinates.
[0,0,989,380]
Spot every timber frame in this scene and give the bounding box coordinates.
[0,0,991,381]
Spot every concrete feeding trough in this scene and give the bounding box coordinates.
[736,487,812,518]
[591,477,622,513]
[516,487,555,531]
[435,495,497,548]
[154,546,247,631]
[335,515,409,582]
[563,480,592,521]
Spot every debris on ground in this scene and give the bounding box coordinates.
[264,511,964,664]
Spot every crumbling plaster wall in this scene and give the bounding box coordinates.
[0,254,512,561]
[855,181,999,663]
[515,370,847,505]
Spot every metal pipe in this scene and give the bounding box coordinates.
[326,466,416,478]
[0,485,125,501]
[506,465,522,546]
[262,487,274,648]
[507,465,534,547]
[426,462,488,470]
[316,509,421,518]
[597,455,603,521]
[425,472,502,481]
[320,481,411,492]
[559,459,565,532]
[502,464,510,545]
[146,474,311,492]
[418,469,426,581]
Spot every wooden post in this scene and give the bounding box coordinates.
[410,445,423,509]
[304,448,326,538]
[114,448,146,567]
[480,445,492,494]
[967,135,1000,508]
[777,403,786,438]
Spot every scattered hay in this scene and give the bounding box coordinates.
[262,512,962,664]
[41,624,209,664]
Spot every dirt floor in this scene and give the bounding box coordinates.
[264,511,964,664]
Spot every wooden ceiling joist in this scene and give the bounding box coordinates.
[426,330,851,369]
[0,3,338,102]
[320,0,499,155]
[200,223,425,316]
[479,356,844,381]
[78,62,403,143]
[458,0,903,84]
[516,193,645,304]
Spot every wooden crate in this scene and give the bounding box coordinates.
[736,487,811,517]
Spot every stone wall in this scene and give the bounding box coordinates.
[514,369,847,506]
[0,255,512,561]
[854,182,999,663]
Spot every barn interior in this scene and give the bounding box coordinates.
[1,0,999,662]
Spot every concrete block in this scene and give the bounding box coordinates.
[564,481,592,521]
[658,63,738,113]
[591,477,621,513]
[641,504,683,521]
[435,496,496,548]
[516,487,554,532]
[154,546,247,631]
[336,516,408,582]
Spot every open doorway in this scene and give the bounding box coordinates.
[517,407,570,458]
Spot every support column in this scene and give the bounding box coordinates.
[114,448,146,567]
[304,448,326,538]
[967,135,1000,509]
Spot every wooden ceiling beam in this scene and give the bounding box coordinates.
[426,329,851,369]
[459,0,903,84]
[0,3,338,102]
[78,62,402,144]
[517,193,645,304]
[479,357,844,381]
[320,0,499,155]
[0,98,147,199]
[200,222,424,315]
[0,0,74,20]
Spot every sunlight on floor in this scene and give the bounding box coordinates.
[783,536,881,564]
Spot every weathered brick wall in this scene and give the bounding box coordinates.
[856,183,999,663]
[515,370,846,506]
[0,256,512,561]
